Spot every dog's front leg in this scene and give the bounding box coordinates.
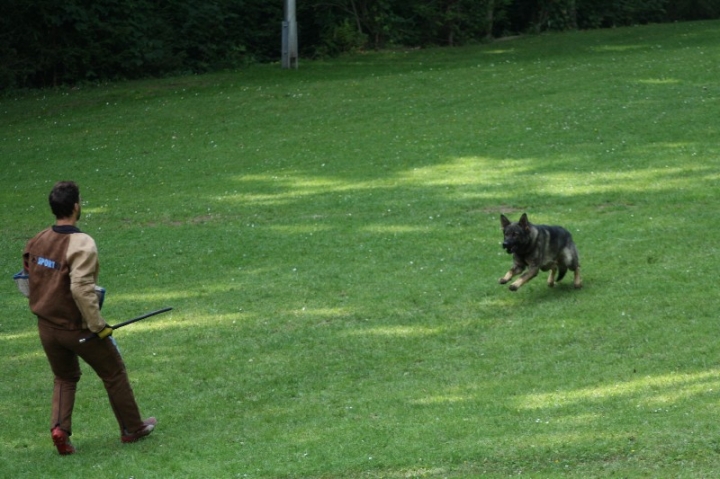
[499,264,524,285]
[509,266,539,291]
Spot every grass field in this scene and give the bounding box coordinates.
[1,19,720,478]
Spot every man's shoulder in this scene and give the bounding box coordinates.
[68,231,97,252]
[26,226,55,246]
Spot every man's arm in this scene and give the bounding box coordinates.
[67,234,107,333]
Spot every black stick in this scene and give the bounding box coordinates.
[79,307,173,343]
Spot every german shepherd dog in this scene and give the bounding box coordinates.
[499,213,582,291]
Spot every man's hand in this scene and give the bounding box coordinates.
[97,326,113,340]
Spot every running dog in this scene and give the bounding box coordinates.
[499,213,582,291]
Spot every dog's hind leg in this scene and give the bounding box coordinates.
[547,267,557,287]
[573,266,583,289]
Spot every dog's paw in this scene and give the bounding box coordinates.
[499,278,508,285]
[509,284,519,292]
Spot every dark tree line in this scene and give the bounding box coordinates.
[1,0,718,90]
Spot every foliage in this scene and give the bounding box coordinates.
[576,0,670,29]
[666,0,720,20]
[0,0,278,89]
[0,0,718,89]
[408,0,503,46]
[313,18,369,57]
[2,20,720,477]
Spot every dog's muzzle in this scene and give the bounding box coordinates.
[502,241,514,253]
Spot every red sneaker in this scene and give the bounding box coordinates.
[121,417,157,443]
[51,427,76,455]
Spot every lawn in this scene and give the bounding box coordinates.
[1,19,720,478]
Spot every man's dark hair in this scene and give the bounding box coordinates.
[49,181,80,219]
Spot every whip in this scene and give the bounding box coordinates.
[79,307,173,343]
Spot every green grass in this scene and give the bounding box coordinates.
[2,19,720,478]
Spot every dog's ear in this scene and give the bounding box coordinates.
[500,214,511,229]
[519,213,530,229]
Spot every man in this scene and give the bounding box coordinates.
[23,181,156,455]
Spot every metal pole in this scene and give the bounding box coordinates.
[282,0,298,69]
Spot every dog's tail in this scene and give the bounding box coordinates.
[557,265,568,282]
